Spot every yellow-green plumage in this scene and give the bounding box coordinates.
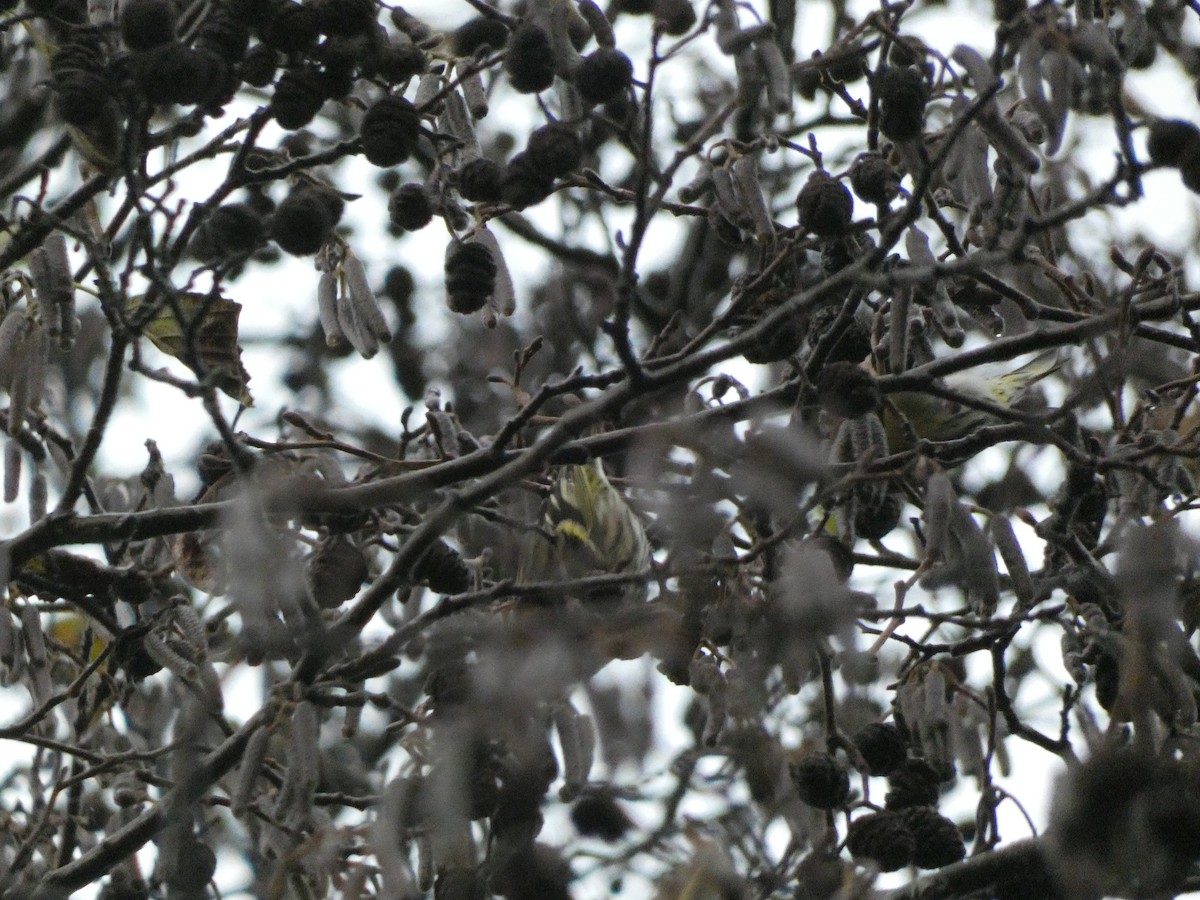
[884,351,1061,453]
[521,460,651,597]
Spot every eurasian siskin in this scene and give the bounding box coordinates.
[884,350,1061,453]
[520,459,651,600]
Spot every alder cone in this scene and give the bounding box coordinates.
[501,153,555,209]
[119,0,175,50]
[134,44,229,108]
[453,16,509,56]
[269,66,326,129]
[853,722,909,776]
[456,157,504,202]
[361,96,421,167]
[790,752,850,809]
[261,0,321,53]
[526,123,583,178]
[876,66,929,141]
[796,171,854,236]
[1146,119,1200,167]
[846,811,915,872]
[576,48,634,105]
[388,183,434,231]
[239,44,278,87]
[445,242,497,314]
[904,807,966,869]
[505,23,556,93]
[270,185,344,256]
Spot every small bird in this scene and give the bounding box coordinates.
[520,459,652,600]
[884,350,1061,453]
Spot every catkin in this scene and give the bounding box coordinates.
[232,723,271,817]
[342,251,392,341]
[756,38,792,113]
[731,155,775,241]
[990,515,1034,608]
[4,440,20,504]
[40,233,76,350]
[28,468,47,522]
[317,269,345,348]
[472,228,515,316]
[459,68,489,120]
[923,472,956,558]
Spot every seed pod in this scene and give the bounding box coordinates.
[368,41,426,90]
[342,251,392,342]
[271,184,344,256]
[453,16,509,56]
[790,752,850,809]
[1146,119,1200,167]
[526,122,583,178]
[576,48,633,105]
[239,43,278,87]
[456,157,503,202]
[360,95,421,167]
[308,534,368,609]
[445,240,497,314]
[905,807,966,869]
[120,0,174,49]
[317,269,345,348]
[413,539,472,594]
[849,152,901,205]
[796,170,853,236]
[269,66,326,129]
[875,66,929,141]
[853,722,908,776]
[388,183,434,231]
[501,152,556,209]
[505,22,556,93]
[192,203,267,263]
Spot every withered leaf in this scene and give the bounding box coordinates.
[127,292,253,405]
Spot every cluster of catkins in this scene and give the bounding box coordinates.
[0,232,80,516]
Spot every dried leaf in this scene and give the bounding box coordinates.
[127,292,253,405]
